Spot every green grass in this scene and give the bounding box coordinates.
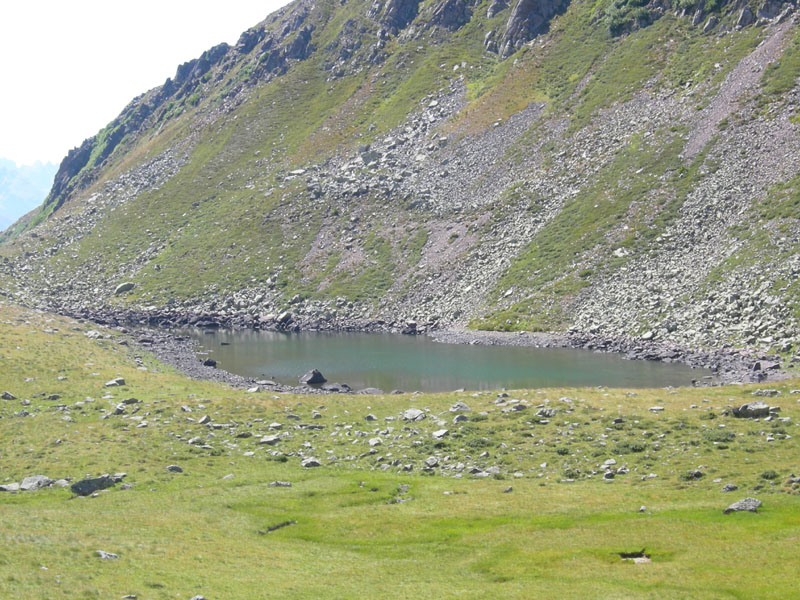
[1,303,799,598]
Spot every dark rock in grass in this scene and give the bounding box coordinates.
[732,401,770,418]
[95,550,119,560]
[503,486,514,493]
[722,483,739,492]
[269,481,292,487]
[71,475,116,496]
[105,377,126,387]
[301,457,322,468]
[300,369,326,385]
[1,391,16,400]
[724,497,761,514]
[20,475,53,491]
[202,358,217,368]
[166,465,183,473]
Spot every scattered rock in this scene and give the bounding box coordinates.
[166,465,183,473]
[301,457,322,468]
[724,497,762,514]
[114,282,135,295]
[96,550,119,560]
[269,481,292,487]
[722,483,738,492]
[105,378,125,387]
[402,408,426,422]
[732,401,771,418]
[71,475,116,496]
[1,391,17,400]
[300,369,326,385]
[19,475,53,491]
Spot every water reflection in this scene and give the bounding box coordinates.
[183,329,708,392]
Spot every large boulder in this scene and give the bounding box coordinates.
[402,408,426,421]
[732,401,770,418]
[114,282,135,295]
[20,475,53,491]
[300,369,327,385]
[724,497,762,514]
[71,475,116,496]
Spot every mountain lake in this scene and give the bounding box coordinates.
[184,329,710,392]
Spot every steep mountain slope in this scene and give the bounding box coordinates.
[0,0,799,358]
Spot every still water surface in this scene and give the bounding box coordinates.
[185,330,708,392]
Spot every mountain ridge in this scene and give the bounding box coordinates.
[0,0,798,365]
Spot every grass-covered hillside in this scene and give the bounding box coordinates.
[1,302,799,598]
[0,0,799,356]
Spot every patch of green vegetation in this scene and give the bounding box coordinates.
[1,304,799,598]
[761,28,800,101]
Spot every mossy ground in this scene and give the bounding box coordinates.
[1,302,798,598]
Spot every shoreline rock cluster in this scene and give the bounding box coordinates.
[60,305,789,392]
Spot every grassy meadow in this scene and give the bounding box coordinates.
[0,302,798,599]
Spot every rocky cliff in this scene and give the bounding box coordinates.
[0,0,799,365]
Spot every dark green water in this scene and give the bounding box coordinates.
[185,330,709,392]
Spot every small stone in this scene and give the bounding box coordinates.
[449,401,471,412]
[269,481,292,487]
[368,437,383,447]
[96,550,119,560]
[649,406,664,413]
[1,391,17,400]
[722,483,738,492]
[198,415,211,425]
[432,429,449,440]
[259,435,281,446]
[364,414,377,421]
[105,378,125,387]
[166,465,183,473]
[503,486,513,493]
[639,506,646,513]
[301,457,321,468]
[425,456,439,468]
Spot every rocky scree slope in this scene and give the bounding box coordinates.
[0,0,799,366]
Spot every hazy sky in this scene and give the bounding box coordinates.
[0,1,290,166]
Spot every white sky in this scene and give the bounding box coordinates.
[0,1,290,166]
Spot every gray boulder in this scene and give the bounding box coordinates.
[20,475,53,491]
[724,497,762,514]
[732,401,770,418]
[95,550,119,560]
[114,282,135,295]
[1,391,16,400]
[402,408,426,422]
[301,457,322,468]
